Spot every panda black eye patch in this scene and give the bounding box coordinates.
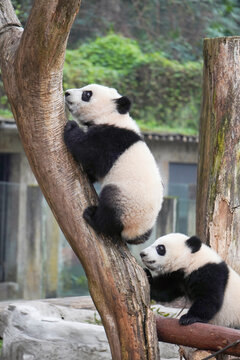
[82,90,93,102]
[156,245,166,256]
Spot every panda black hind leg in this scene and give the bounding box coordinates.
[83,184,124,238]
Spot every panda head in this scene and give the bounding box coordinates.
[140,233,202,274]
[65,84,132,127]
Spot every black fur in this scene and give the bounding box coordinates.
[115,96,131,114]
[186,236,202,253]
[126,229,153,245]
[83,184,124,237]
[64,121,142,182]
[82,90,92,102]
[147,261,229,326]
[147,269,185,302]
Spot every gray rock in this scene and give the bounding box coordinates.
[0,302,110,360]
[0,300,181,360]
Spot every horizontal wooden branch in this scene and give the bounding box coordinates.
[156,317,240,356]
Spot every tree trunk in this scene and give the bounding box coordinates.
[196,36,240,271]
[0,1,159,359]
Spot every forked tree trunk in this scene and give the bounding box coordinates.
[0,1,159,359]
[196,36,240,271]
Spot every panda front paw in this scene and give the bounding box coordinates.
[179,313,206,326]
[64,120,78,132]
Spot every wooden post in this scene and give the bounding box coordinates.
[196,37,240,271]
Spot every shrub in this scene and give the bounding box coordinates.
[1,33,202,134]
[63,34,202,134]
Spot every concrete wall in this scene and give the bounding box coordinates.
[0,126,198,300]
[146,138,198,194]
[0,127,60,300]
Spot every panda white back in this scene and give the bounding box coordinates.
[64,84,163,244]
[103,141,163,241]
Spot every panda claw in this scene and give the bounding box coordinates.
[179,314,204,326]
[83,206,97,224]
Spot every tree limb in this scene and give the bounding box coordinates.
[157,317,240,356]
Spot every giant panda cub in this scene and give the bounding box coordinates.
[140,233,240,327]
[64,84,163,244]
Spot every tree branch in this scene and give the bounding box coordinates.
[0,0,21,30]
[17,0,81,71]
[157,317,240,356]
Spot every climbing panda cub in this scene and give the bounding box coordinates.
[64,84,163,244]
[140,233,240,327]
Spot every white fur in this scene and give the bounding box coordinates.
[142,233,222,275]
[104,141,163,239]
[66,84,140,133]
[66,84,163,241]
[212,267,240,327]
[142,233,240,327]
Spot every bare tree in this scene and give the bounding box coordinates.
[196,37,240,272]
[0,1,159,359]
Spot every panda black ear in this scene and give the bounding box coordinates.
[186,236,202,253]
[115,96,131,114]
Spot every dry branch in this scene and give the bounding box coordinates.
[0,1,159,359]
[156,317,240,357]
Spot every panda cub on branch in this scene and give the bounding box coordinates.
[64,84,163,244]
[140,233,240,327]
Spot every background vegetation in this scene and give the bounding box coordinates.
[1,0,240,134]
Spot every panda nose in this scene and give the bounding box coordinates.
[140,251,146,258]
[65,91,71,97]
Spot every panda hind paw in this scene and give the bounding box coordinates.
[83,206,97,224]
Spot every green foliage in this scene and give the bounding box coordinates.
[9,0,240,61]
[1,32,201,134]
[63,33,142,89]
[63,34,202,134]
[2,1,240,134]
[76,33,143,72]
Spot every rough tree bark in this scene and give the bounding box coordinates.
[0,1,159,359]
[196,36,240,271]
[157,318,240,357]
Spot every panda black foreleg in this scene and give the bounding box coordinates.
[180,262,228,326]
[179,297,220,325]
[64,120,85,155]
[64,121,97,182]
[144,269,185,303]
[83,185,124,238]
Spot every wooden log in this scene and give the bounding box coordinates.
[196,36,240,271]
[156,317,240,356]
